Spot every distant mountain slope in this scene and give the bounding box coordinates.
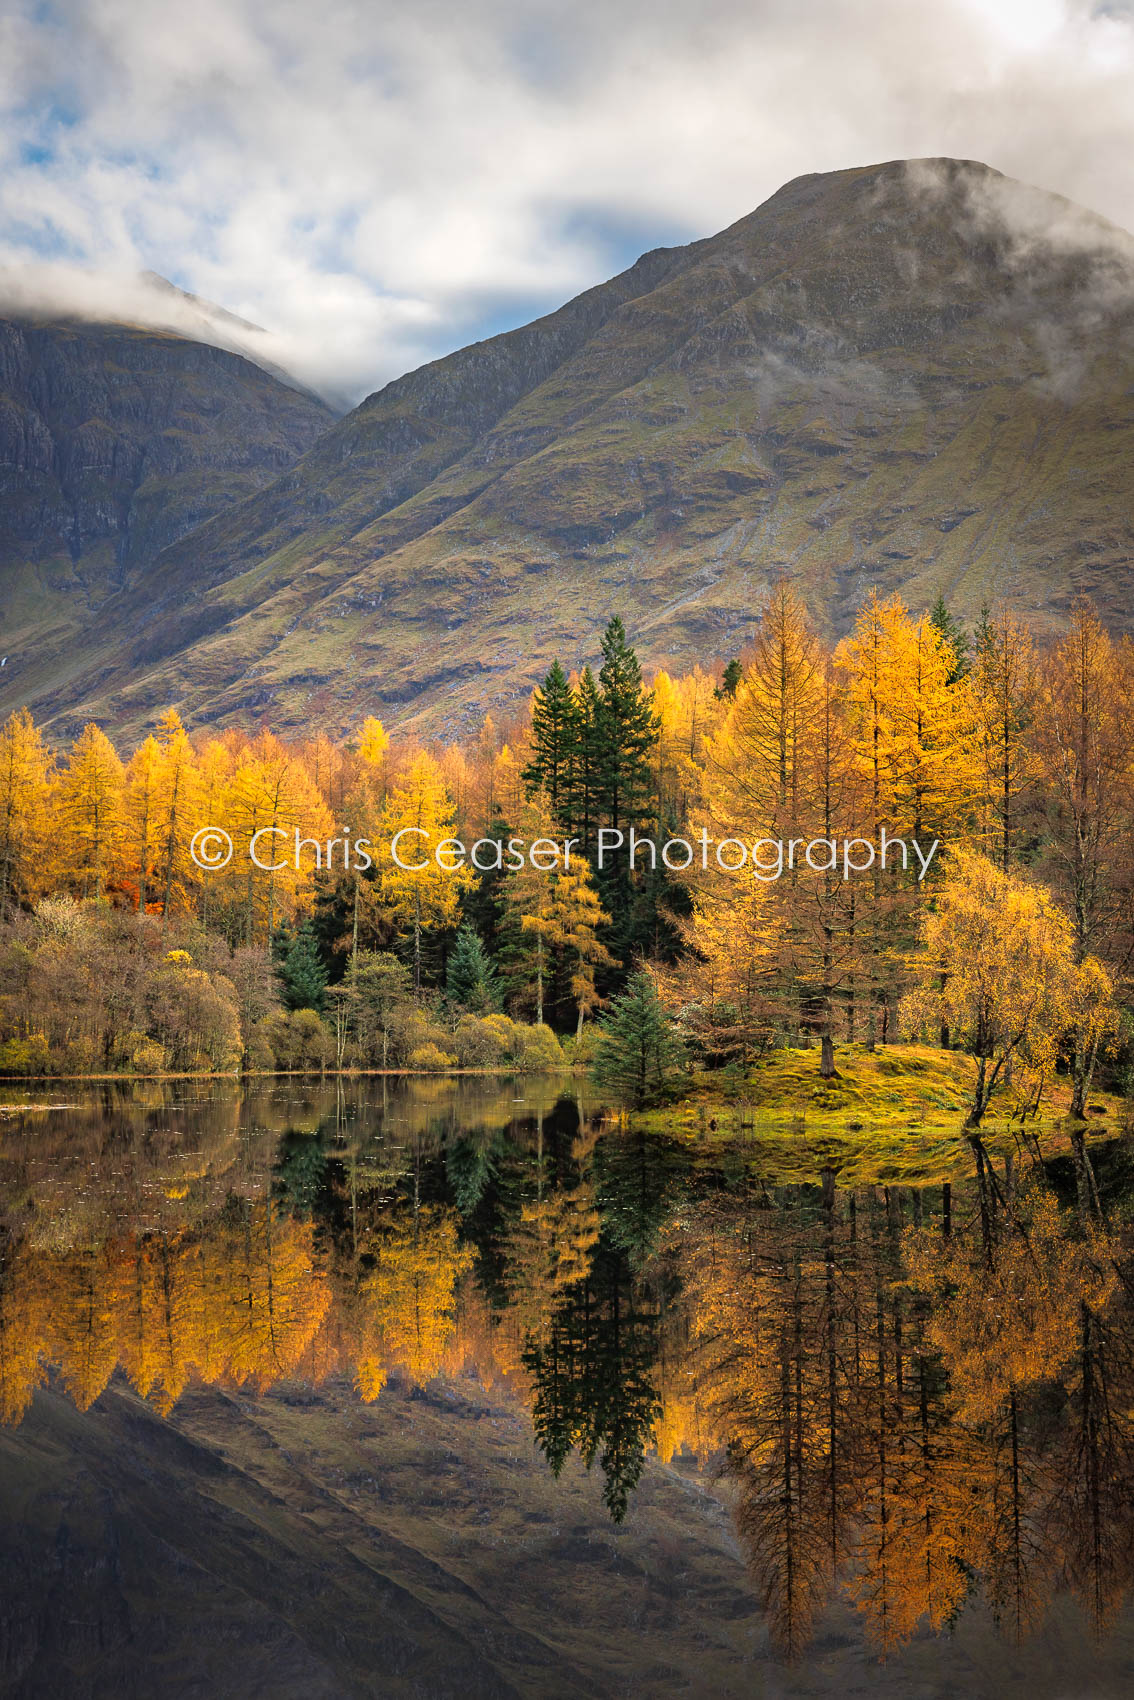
[5,157,1134,739]
[0,319,335,707]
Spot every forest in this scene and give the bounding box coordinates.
[0,585,1131,1129]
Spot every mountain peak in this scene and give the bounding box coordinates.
[136,270,267,336]
[3,158,1133,742]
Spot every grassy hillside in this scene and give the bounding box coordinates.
[7,157,1134,740]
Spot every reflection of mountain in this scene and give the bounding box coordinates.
[1,1081,1133,1691]
[0,1377,762,1700]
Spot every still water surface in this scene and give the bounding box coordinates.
[0,1074,1131,1698]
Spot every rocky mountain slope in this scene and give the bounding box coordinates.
[4,157,1133,739]
[0,319,334,707]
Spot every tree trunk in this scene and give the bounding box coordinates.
[1070,1035,1100,1120]
[820,1033,839,1079]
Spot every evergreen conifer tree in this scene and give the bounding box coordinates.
[595,617,659,835]
[522,661,577,817]
[563,666,603,853]
[445,924,499,1011]
[716,658,743,699]
[591,969,686,1108]
[929,592,971,683]
[278,922,329,1012]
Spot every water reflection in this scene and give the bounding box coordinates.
[1,1077,1132,1666]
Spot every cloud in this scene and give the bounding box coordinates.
[1,0,1133,403]
[900,154,1134,397]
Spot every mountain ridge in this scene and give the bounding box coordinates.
[0,318,336,711]
[3,156,1133,739]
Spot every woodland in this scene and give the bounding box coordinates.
[0,586,1130,1137]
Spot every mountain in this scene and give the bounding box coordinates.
[0,318,335,708]
[4,157,1134,740]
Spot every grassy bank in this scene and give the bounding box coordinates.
[633,1042,1127,1186]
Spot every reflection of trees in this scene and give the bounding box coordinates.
[676,1190,857,1655]
[4,1097,1134,1669]
[524,1246,660,1522]
[481,1103,665,1521]
[354,1208,474,1393]
[672,1166,1134,1660]
[1049,1301,1134,1639]
[0,1204,329,1417]
[0,1235,47,1422]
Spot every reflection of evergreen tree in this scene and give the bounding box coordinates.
[525,1245,660,1523]
[445,1128,504,1218]
[447,1129,527,1306]
[449,1100,589,1306]
[527,1310,578,1478]
[593,1125,692,1267]
[273,1129,329,1218]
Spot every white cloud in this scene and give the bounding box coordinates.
[1,0,1132,402]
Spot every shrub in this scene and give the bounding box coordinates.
[453,1014,513,1067]
[514,1022,565,1070]
[131,1038,169,1074]
[246,1019,280,1073]
[408,1041,457,1070]
[395,1011,456,1067]
[144,963,241,1071]
[261,1008,332,1071]
[0,1035,51,1076]
[561,1025,598,1069]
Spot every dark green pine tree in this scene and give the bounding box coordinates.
[460,811,510,956]
[972,601,995,658]
[278,921,328,1012]
[525,1310,581,1479]
[563,665,603,854]
[445,924,499,1011]
[521,660,577,818]
[594,1124,692,1267]
[928,592,970,684]
[273,1129,328,1217]
[595,617,659,836]
[715,657,743,699]
[591,969,687,1109]
[587,1276,661,1524]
